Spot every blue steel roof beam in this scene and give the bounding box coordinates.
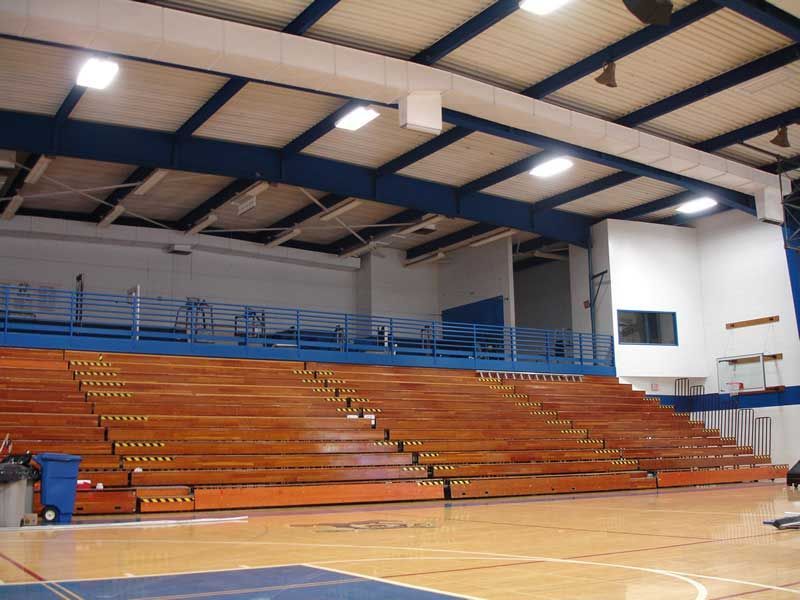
[175,77,248,139]
[175,178,257,230]
[517,236,557,254]
[90,166,155,221]
[3,153,41,197]
[458,152,554,195]
[695,106,800,152]
[523,0,721,98]
[406,223,497,260]
[713,0,800,41]
[618,45,800,128]
[283,0,341,35]
[376,127,472,176]
[282,99,363,155]
[605,191,696,221]
[52,85,87,149]
[411,0,520,65]
[443,109,756,214]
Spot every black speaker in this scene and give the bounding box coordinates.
[623,0,674,26]
[789,460,800,488]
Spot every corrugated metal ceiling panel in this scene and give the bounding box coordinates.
[641,62,800,145]
[120,170,235,222]
[21,158,134,214]
[559,177,686,218]
[303,106,446,169]
[307,0,494,59]
[550,9,791,120]
[71,58,227,132]
[213,183,317,231]
[718,123,800,174]
[437,0,693,91]
[637,206,682,222]
[398,132,536,187]
[195,83,347,148]
[0,39,85,116]
[485,160,619,204]
[147,0,310,30]
[297,200,403,245]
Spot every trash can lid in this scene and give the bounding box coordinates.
[0,463,36,483]
[35,453,82,463]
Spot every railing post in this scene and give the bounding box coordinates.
[2,286,9,334]
[344,314,349,352]
[244,307,250,347]
[472,324,478,360]
[431,321,437,359]
[545,330,551,367]
[68,291,75,337]
[189,302,195,345]
[295,309,301,350]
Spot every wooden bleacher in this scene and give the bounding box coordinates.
[0,347,788,515]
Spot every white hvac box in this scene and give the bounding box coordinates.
[755,187,784,225]
[399,92,442,135]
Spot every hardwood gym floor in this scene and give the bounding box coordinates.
[1,483,798,599]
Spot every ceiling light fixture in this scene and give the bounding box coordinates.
[395,215,445,237]
[133,169,169,196]
[98,204,125,228]
[469,230,514,248]
[623,0,673,26]
[595,62,618,88]
[1,195,23,220]
[519,0,571,15]
[676,196,717,214]
[530,157,574,178]
[320,199,364,222]
[335,106,380,131]
[186,213,218,235]
[77,58,119,90]
[770,126,791,149]
[265,228,303,248]
[24,155,52,184]
[405,251,447,267]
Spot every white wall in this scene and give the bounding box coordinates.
[514,260,571,330]
[438,237,515,326]
[358,248,439,321]
[605,219,708,378]
[695,210,800,389]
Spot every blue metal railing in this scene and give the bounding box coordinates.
[0,285,615,374]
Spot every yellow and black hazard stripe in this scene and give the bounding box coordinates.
[577,439,603,444]
[419,452,439,457]
[477,378,501,383]
[449,480,471,485]
[401,441,423,446]
[70,360,112,367]
[374,441,398,447]
[612,459,638,465]
[87,391,134,398]
[115,442,166,448]
[337,407,382,413]
[503,393,528,398]
[101,415,149,421]
[489,385,514,390]
[402,466,427,472]
[515,402,540,407]
[74,371,119,377]
[417,480,444,486]
[139,497,193,504]
[83,380,126,387]
[433,465,456,471]
[530,410,558,416]
[560,429,587,434]
[123,456,174,462]
[594,449,617,454]
[545,420,571,425]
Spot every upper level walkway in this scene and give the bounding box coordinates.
[0,285,615,375]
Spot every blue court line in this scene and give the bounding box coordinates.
[0,565,465,599]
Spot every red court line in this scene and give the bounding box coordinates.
[0,549,47,581]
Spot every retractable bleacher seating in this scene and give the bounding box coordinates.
[0,347,788,515]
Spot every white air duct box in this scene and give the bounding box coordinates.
[399,91,442,135]
[755,187,784,225]
[167,244,193,255]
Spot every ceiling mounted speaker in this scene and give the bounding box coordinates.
[623,0,674,26]
[595,62,618,88]
[770,126,791,148]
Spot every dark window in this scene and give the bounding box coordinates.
[617,310,677,345]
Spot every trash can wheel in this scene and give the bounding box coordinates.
[41,505,59,523]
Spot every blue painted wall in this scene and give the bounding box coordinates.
[442,296,504,326]
[654,384,800,411]
[787,248,800,337]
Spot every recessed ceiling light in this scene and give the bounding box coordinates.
[519,0,571,16]
[676,196,717,214]
[77,58,119,90]
[530,157,574,178]
[335,106,380,131]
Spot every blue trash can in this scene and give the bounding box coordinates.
[35,453,82,524]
